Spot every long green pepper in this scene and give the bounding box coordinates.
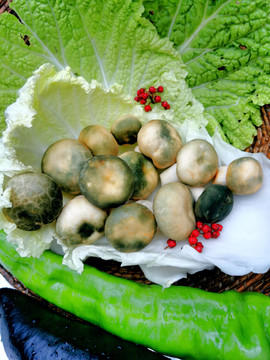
[0,231,270,360]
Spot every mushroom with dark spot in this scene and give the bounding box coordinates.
[56,195,107,247]
[3,172,63,231]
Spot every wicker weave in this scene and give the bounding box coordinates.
[245,105,270,160]
[0,0,12,15]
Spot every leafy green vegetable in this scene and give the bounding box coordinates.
[143,0,270,149]
[0,0,206,133]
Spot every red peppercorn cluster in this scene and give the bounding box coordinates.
[164,222,223,252]
[164,239,177,249]
[134,86,170,112]
[188,221,223,253]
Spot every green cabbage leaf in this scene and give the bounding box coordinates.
[143,0,270,149]
[0,0,206,133]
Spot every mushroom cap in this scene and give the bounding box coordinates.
[226,157,263,195]
[79,124,119,156]
[137,120,182,169]
[176,139,219,187]
[56,195,107,246]
[105,202,156,253]
[3,172,63,231]
[119,151,159,200]
[41,138,92,194]
[79,155,134,209]
[110,114,142,145]
[153,182,196,241]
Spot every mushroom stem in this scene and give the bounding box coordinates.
[212,166,228,186]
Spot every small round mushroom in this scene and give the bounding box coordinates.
[110,114,142,145]
[41,138,92,194]
[79,124,119,156]
[137,119,182,169]
[56,195,107,247]
[176,139,219,187]
[226,157,263,195]
[79,155,134,209]
[195,184,234,223]
[3,172,63,231]
[119,151,159,200]
[153,182,196,241]
[105,202,156,253]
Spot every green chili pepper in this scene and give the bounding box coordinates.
[0,231,270,360]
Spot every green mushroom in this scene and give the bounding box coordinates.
[110,114,142,145]
[78,124,119,156]
[226,157,263,195]
[79,155,134,209]
[137,120,182,169]
[105,202,156,253]
[56,195,107,247]
[3,172,63,231]
[41,138,92,194]
[195,184,234,223]
[119,151,159,200]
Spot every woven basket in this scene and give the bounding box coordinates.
[0,0,270,299]
[1,105,269,298]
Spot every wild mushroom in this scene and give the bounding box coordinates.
[79,155,134,209]
[110,114,142,145]
[41,138,92,194]
[79,124,119,156]
[195,184,234,223]
[176,139,219,187]
[137,120,182,169]
[3,172,63,231]
[119,151,159,200]
[153,182,195,241]
[56,195,107,247]
[226,157,263,195]
[105,202,156,252]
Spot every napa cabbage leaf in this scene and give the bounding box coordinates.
[0,0,206,134]
[143,0,270,149]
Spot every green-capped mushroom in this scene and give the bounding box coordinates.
[110,114,142,145]
[79,155,134,209]
[226,157,263,195]
[153,182,195,241]
[119,151,159,200]
[41,138,92,194]
[56,195,107,247]
[176,139,219,187]
[79,124,119,156]
[195,184,234,223]
[3,172,63,231]
[137,120,182,169]
[105,202,156,253]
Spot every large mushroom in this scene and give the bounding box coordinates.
[176,139,219,187]
[137,120,182,169]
